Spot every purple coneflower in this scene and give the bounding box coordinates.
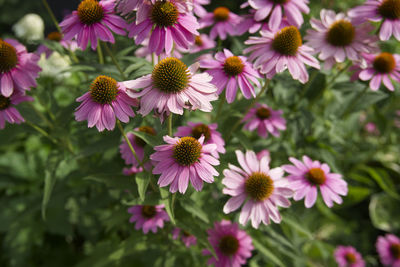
[245,26,320,83]
[376,234,400,266]
[199,7,241,40]
[75,75,137,132]
[127,0,199,55]
[349,0,400,41]
[116,0,146,15]
[193,0,210,17]
[150,135,219,193]
[0,92,33,129]
[59,0,127,50]
[123,57,218,116]
[188,34,215,53]
[172,228,197,247]
[200,49,260,103]
[203,220,253,267]
[0,38,41,97]
[128,204,169,233]
[37,32,79,58]
[334,246,365,267]
[243,103,286,138]
[305,9,378,69]
[282,156,348,208]
[175,122,225,158]
[222,150,293,228]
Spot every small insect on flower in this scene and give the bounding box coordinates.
[334,246,365,267]
[128,205,170,234]
[376,234,400,266]
[75,75,137,132]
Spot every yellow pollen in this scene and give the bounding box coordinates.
[272,26,302,56]
[378,0,400,19]
[219,235,239,255]
[77,0,104,25]
[306,168,326,185]
[0,39,18,73]
[195,36,203,46]
[173,136,202,166]
[213,7,230,22]
[47,32,63,42]
[89,75,119,104]
[256,107,271,119]
[191,124,211,141]
[152,57,190,94]
[223,56,245,76]
[373,52,396,73]
[325,20,355,47]
[245,172,274,201]
[151,1,179,27]
[0,95,11,110]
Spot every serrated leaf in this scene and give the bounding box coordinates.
[135,172,150,201]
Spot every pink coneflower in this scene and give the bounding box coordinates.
[222,150,293,228]
[199,7,241,40]
[282,156,348,208]
[188,34,215,53]
[305,9,378,69]
[245,26,320,83]
[203,220,253,267]
[123,165,143,175]
[123,57,218,116]
[334,246,365,267]
[353,52,400,91]
[0,38,41,97]
[127,0,199,55]
[120,126,156,168]
[0,92,33,129]
[37,32,79,58]
[200,49,260,103]
[243,103,286,138]
[245,0,310,31]
[349,0,400,41]
[59,0,127,50]
[135,38,185,62]
[193,0,210,17]
[172,228,197,247]
[116,0,145,15]
[175,122,225,158]
[75,75,137,132]
[150,135,219,193]
[128,204,170,234]
[376,234,400,266]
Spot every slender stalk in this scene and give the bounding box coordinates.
[26,121,58,145]
[341,83,369,118]
[292,71,318,111]
[103,43,127,80]
[41,0,61,32]
[97,40,104,64]
[28,102,53,128]
[167,114,173,136]
[213,93,225,121]
[326,61,352,88]
[116,120,143,167]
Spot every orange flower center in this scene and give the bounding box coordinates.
[378,0,400,19]
[89,75,119,104]
[245,172,274,201]
[223,56,245,76]
[390,243,400,259]
[152,57,190,94]
[272,26,302,56]
[47,31,63,42]
[77,0,104,25]
[325,20,355,47]
[345,253,357,264]
[0,39,18,73]
[373,52,396,73]
[141,205,157,218]
[213,7,230,22]
[191,124,211,142]
[195,35,203,46]
[256,107,271,119]
[173,137,202,166]
[306,168,326,185]
[151,1,179,27]
[219,235,239,255]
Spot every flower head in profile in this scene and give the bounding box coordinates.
[60,0,127,50]
[75,75,137,132]
[223,150,293,228]
[243,103,286,138]
[376,234,400,266]
[203,220,253,267]
[150,135,219,193]
[352,52,400,91]
[0,92,33,129]
[0,39,41,97]
[199,7,241,40]
[188,34,215,53]
[245,26,320,83]
[175,122,225,158]
[305,9,378,69]
[282,156,348,208]
[244,0,309,31]
[334,246,365,267]
[123,57,218,116]
[128,205,169,234]
[127,0,199,55]
[37,31,79,58]
[172,228,197,247]
[200,49,260,103]
[349,0,400,41]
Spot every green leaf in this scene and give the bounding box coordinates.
[180,198,209,223]
[135,172,151,201]
[282,215,313,239]
[85,173,136,190]
[252,239,285,267]
[42,154,63,220]
[359,166,400,199]
[132,131,162,147]
[343,186,371,206]
[159,188,176,225]
[369,193,400,231]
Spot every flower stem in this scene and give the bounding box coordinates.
[168,114,173,136]
[41,0,61,32]
[116,120,143,167]
[26,121,58,145]
[97,40,104,64]
[213,93,225,121]
[102,43,127,80]
[341,83,370,118]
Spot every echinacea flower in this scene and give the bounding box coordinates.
[0,92,33,129]
[188,34,215,53]
[75,75,137,132]
[37,32,79,58]
[305,9,378,69]
[172,228,197,247]
[353,52,400,91]
[199,7,241,40]
[376,234,400,266]
[245,26,320,83]
[349,0,400,41]
[334,246,365,267]
[135,38,185,62]
[150,135,219,193]
[0,38,41,97]
[222,150,293,228]
[120,126,156,169]
[245,0,310,31]
[200,49,260,103]
[123,57,218,116]
[203,220,253,267]
[116,0,145,16]
[128,205,170,233]
[243,103,286,138]
[282,156,348,208]
[193,0,210,17]
[127,0,199,55]
[175,122,225,158]
[59,0,127,50]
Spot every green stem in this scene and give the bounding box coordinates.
[26,121,58,145]
[213,93,225,121]
[116,120,143,167]
[97,40,104,64]
[292,71,318,111]
[326,61,351,88]
[103,43,126,80]
[41,0,61,32]
[341,83,369,118]
[167,114,173,136]
[28,102,53,128]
